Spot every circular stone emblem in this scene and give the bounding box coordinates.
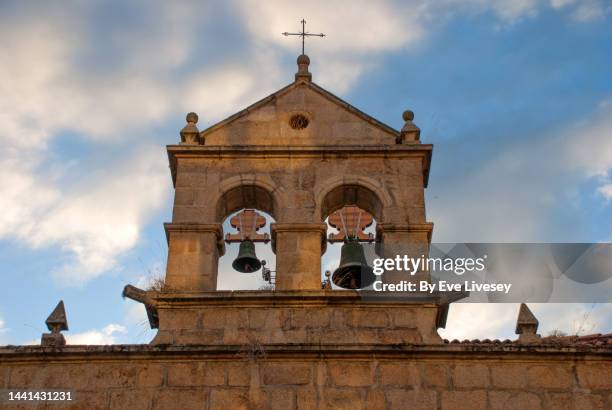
[289,114,309,130]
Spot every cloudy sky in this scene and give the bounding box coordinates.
[0,0,610,345]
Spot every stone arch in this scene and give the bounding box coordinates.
[315,176,391,222]
[215,175,280,222]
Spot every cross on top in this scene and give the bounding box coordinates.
[282,19,325,55]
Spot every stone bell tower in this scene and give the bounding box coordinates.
[125,54,448,345]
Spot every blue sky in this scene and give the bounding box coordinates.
[0,0,611,345]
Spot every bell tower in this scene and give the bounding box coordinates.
[124,54,449,345]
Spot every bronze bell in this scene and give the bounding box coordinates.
[331,237,376,289]
[232,239,262,273]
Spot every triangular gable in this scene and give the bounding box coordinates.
[200,81,400,146]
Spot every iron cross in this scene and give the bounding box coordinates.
[282,19,325,55]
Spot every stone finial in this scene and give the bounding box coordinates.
[397,110,421,144]
[515,303,541,343]
[322,270,332,290]
[41,300,68,347]
[180,112,201,145]
[295,54,312,82]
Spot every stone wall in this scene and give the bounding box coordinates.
[151,291,443,346]
[165,145,432,292]
[1,345,609,409]
[200,83,399,147]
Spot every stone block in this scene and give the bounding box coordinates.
[386,389,437,410]
[167,362,226,387]
[421,364,449,387]
[543,392,573,410]
[379,363,419,387]
[268,387,295,410]
[175,172,203,188]
[136,364,164,387]
[209,388,250,410]
[527,365,573,389]
[348,309,389,328]
[202,309,248,330]
[249,309,290,330]
[390,310,420,328]
[574,393,606,410]
[227,363,251,386]
[328,362,373,387]
[109,389,154,410]
[490,364,528,389]
[174,188,195,206]
[441,391,487,410]
[489,391,541,410]
[296,387,318,410]
[576,364,612,390]
[379,328,422,344]
[262,363,311,385]
[168,309,201,330]
[453,364,490,388]
[154,388,207,410]
[67,391,108,410]
[291,308,330,328]
[365,389,385,410]
[322,388,363,410]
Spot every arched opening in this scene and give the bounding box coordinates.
[319,185,384,289]
[216,184,276,222]
[320,184,383,223]
[216,185,277,290]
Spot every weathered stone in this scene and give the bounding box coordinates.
[323,388,363,410]
[386,389,437,410]
[209,388,250,410]
[227,363,251,387]
[527,365,573,389]
[489,391,541,410]
[490,364,528,389]
[154,389,207,410]
[328,362,373,387]
[268,387,295,410]
[365,389,386,410]
[453,364,490,388]
[110,389,154,410]
[442,390,487,410]
[574,393,606,410]
[348,309,389,328]
[167,362,226,386]
[576,364,612,389]
[296,387,318,410]
[379,363,419,387]
[262,363,311,385]
[421,364,449,387]
[543,392,573,410]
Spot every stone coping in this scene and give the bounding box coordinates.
[0,343,610,362]
[167,144,433,153]
[166,144,433,186]
[148,289,463,307]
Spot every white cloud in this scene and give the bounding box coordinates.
[439,303,518,340]
[0,1,609,286]
[23,323,128,345]
[0,4,269,284]
[125,303,149,326]
[236,0,426,93]
[66,324,127,345]
[0,147,171,285]
[440,302,611,340]
[598,184,612,201]
[551,0,577,8]
[549,0,609,21]
[431,99,612,243]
